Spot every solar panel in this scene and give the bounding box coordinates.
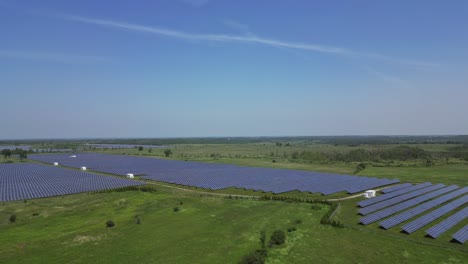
[381,183,413,194]
[0,145,31,151]
[359,185,458,225]
[29,153,400,196]
[358,182,432,208]
[359,184,445,216]
[380,187,468,229]
[0,163,145,202]
[402,195,468,234]
[425,207,468,238]
[452,225,468,244]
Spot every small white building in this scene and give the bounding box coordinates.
[53,162,59,166]
[364,190,376,199]
[80,167,87,171]
[126,173,134,179]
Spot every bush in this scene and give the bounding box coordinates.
[239,249,268,264]
[173,207,180,212]
[311,204,322,210]
[106,220,115,228]
[164,149,173,157]
[269,230,286,247]
[260,230,266,248]
[287,227,297,232]
[353,163,366,174]
[9,214,16,223]
[294,219,302,224]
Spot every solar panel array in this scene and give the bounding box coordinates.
[452,225,468,244]
[0,145,31,151]
[359,184,445,215]
[0,163,145,202]
[381,183,413,193]
[357,183,468,242]
[402,195,468,234]
[85,144,167,149]
[359,185,458,225]
[426,207,468,238]
[380,187,468,229]
[29,153,399,195]
[357,182,432,207]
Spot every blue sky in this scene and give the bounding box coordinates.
[1,0,467,139]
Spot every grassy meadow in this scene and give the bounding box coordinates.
[1,184,467,264]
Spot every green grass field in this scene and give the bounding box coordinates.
[1,184,467,264]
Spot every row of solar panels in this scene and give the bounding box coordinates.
[29,153,400,195]
[0,163,145,202]
[0,145,31,150]
[359,183,468,243]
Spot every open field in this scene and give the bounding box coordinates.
[1,184,467,264]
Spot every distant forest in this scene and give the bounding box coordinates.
[2,135,468,146]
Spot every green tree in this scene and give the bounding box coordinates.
[138,146,144,151]
[19,150,28,161]
[1,149,12,159]
[353,163,366,174]
[164,149,173,157]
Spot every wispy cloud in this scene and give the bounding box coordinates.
[59,14,437,68]
[0,50,107,64]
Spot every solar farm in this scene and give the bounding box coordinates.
[358,183,468,244]
[1,142,467,264]
[0,163,145,202]
[29,153,399,195]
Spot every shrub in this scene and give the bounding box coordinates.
[106,220,115,228]
[353,163,367,174]
[32,213,40,216]
[9,214,16,223]
[294,219,302,224]
[164,149,173,157]
[287,227,297,232]
[269,230,286,247]
[311,204,322,210]
[173,207,180,212]
[260,230,266,248]
[239,249,268,264]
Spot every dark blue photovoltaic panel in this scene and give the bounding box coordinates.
[402,195,468,234]
[425,207,468,238]
[0,163,145,202]
[29,153,399,195]
[359,184,445,215]
[359,185,458,225]
[85,144,167,149]
[358,182,432,207]
[381,183,413,194]
[452,225,468,244]
[0,145,31,150]
[380,187,468,229]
